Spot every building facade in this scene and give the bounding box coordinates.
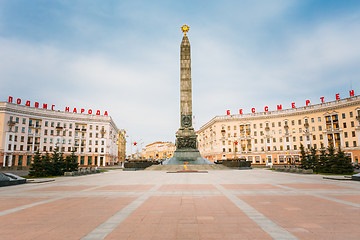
[117,129,127,163]
[197,96,360,165]
[0,102,120,167]
[142,141,176,160]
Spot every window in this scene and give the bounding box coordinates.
[272,122,275,127]
[45,121,48,127]
[320,134,323,140]
[350,112,353,117]
[101,148,104,153]
[95,148,98,153]
[51,122,54,127]
[352,131,356,137]
[260,123,263,128]
[351,121,355,127]
[278,122,281,127]
[44,138,47,143]
[273,138,276,143]
[69,123,72,128]
[260,139,264,144]
[287,145,290,150]
[62,139,65,144]
[293,136,296,142]
[345,132,348,138]
[253,124,256,129]
[313,135,316,140]
[342,113,346,119]
[260,131,263,136]
[311,118,314,123]
[68,139,71,144]
[69,131,72,137]
[89,133,93,137]
[298,119,301,125]
[44,129,48,135]
[50,138,53,143]
[294,145,297,150]
[280,137,283,143]
[14,126,18,132]
[343,123,347,128]
[96,133,99,138]
[96,125,99,130]
[64,123,67,128]
[14,136,17,142]
[318,117,321,122]
[21,136,24,142]
[306,136,310,141]
[319,126,322,131]
[254,139,257,144]
[50,130,54,135]
[22,118,26,124]
[354,141,357,147]
[286,137,289,142]
[291,120,295,125]
[63,131,66,136]
[345,141,349,147]
[22,127,25,133]
[300,136,303,141]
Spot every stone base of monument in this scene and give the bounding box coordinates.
[164,149,214,165]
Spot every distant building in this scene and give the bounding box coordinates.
[0,101,120,167]
[117,129,126,162]
[142,141,176,160]
[197,95,360,165]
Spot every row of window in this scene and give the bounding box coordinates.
[4,155,105,166]
[221,141,358,153]
[7,144,106,153]
[9,116,106,131]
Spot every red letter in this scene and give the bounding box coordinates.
[251,108,255,113]
[226,110,230,115]
[25,101,30,106]
[306,100,310,106]
[104,111,108,116]
[81,109,85,113]
[35,102,39,108]
[65,107,70,112]
[88,109,92,114]
[96,110,100,115]
[264,106,268,112]
[239,109,243,114]
[17,98,21,104]
[8,96,13,103]
[51,105,55,110]
[277,105,282,110]
[73,108,77,113]
[336,93,340,100]
[349,90,354,97]
[320,97,324,103]
[291,102,296,108]
[43,103,47,109]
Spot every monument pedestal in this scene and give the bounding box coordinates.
[165,149,213,165]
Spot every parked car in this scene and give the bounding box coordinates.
[351,162,359,169]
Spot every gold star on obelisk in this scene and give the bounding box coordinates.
[181,25,190,36]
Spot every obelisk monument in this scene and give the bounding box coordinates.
[165,25,213,165]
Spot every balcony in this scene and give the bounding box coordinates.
[7,120,16,126]
[81,129,87,131]
[75,128,81,131]
[56,126,63,130]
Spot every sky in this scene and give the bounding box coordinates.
[1,0,360,154]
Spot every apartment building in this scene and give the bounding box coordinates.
[0,101,120,167]
[198,95,360,165]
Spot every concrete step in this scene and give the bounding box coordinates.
[145,164,229,171]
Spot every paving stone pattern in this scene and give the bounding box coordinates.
[0,169,359,239]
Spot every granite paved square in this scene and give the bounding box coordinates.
[0,169,359,240]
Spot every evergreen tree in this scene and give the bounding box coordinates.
[317,148,327,173]
[308,147,318,171]
[52,147,65,176]
[29,151,42,177]
[64,151,78,172]
[299,144,309,169]
[336,146,353,174]
[326,145,336,173]
[42,152,53,177]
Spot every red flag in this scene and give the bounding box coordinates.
[133,142,137,146]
